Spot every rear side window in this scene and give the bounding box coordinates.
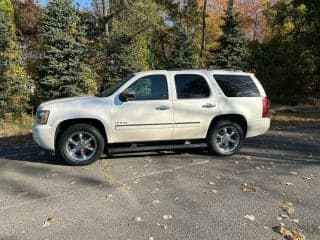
[213,75,260,97]
[175,74,210,99]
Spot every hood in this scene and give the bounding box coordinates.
[38,96,101,110]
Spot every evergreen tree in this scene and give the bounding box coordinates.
[100,34,141,91]
[208,0,250,70]
[37,0,97,101]
[169,27,197,69]
[0,0,30,115]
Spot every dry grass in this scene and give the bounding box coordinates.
[271,103,320,123]
[0,114,34,147]
[271,113,320,123]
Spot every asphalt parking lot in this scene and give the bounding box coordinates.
[0,121,319,240]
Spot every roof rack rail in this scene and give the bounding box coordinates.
[209,68,244,72]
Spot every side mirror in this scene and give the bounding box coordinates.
[120,89,136,102]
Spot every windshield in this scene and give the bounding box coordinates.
[97,74,135,97]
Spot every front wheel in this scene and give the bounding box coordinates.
[58,123,105,166]
[207,120,244,156]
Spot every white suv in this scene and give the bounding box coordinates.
[33,70,270,165]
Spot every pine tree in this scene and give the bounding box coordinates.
[37,0,97,101]
[169,27,197,69]
[100,34,141,91]
[0,0,30,115]
[208,0,250,70]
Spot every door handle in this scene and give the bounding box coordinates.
[155,105,170,110]
[202,103,216,108]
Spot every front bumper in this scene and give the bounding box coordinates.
[32,124,55,151]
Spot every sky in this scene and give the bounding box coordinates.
[40,0,92,9]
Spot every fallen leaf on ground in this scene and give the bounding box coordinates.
[132,216,142,222]
[281,201,294,217]
[244,215,255,221]
[17,191,28,197]
[276,216,283,221]
[291,219,300,224]
[275,223,306,240]
[42,216,54,227]
[157,223,167,229]
[105,194,113,199]
[284,182,294,186]
[162,214,173,220]
[242,183,262,192]
[151,188,159,193]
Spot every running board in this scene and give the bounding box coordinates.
[108,143,207,154]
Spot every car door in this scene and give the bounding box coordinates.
[110,74,174,143]
[172,72,219,140]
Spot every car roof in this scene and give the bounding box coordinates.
[135,69,252,76]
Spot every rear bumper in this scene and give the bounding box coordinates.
[32,124,55,151]
[246,118,270,138]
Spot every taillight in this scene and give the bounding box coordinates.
[262,97,269,118]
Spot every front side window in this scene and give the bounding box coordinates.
[213,75,261,97]
[175,74,210,99]
[126,75,168,100]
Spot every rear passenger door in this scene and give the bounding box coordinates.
[171,73,219,140]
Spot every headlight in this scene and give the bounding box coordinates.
[36,110,50,124]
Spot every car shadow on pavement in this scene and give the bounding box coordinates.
[0,146,66,165]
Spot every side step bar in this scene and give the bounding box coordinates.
[108,143,207,154]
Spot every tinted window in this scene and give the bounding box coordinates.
[127,75,168,100]
[175,74,210,99]
[213,75,260,97]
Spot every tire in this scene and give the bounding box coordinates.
[207,120,244,156]
[58,123,105,166]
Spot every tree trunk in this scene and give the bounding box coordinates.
[102,0,110,41]
[200,0,207,60]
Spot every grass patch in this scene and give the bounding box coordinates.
[271,114,320,123]
[0,114,34,147]
[271,112,320,124]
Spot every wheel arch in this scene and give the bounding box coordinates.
[55,118,108,150]
[207,114,248,138]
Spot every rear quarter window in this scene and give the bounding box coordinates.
[213,75,261,97]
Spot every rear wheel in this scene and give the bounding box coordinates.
[58,123,105,166]
[207,120,244,156]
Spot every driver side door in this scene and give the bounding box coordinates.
[110,74,174,143]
